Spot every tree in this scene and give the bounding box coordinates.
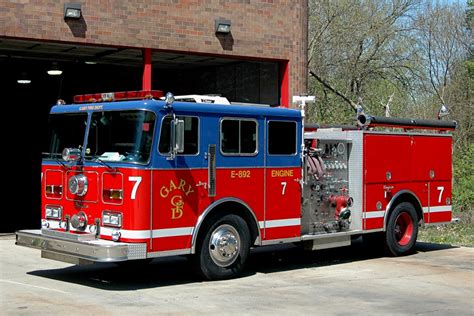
[415,1,470,106]
[307,0,422,123]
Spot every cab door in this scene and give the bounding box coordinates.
[264,119,302,241]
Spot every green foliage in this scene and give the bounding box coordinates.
[452,143,474,218]
[307,1,473,245]
[419,223,474,246]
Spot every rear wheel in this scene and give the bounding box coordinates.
[385,202,418,256]
[194,214,251,280]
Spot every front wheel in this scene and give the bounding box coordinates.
[194,214,251,280]
[385,202,419,256]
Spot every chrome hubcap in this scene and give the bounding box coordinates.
[209,224,240,267]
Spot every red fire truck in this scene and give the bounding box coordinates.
[16,90,456,280]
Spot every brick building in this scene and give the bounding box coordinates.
[0,0,308,231]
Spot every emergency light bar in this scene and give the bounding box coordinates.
[73,90,164,104]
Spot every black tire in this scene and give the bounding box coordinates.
[385,202,419,256]
[193,214,251,280]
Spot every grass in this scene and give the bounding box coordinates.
[418,221,474,247]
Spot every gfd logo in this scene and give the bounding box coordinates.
[171,195,184,219]
[160,179,195,220]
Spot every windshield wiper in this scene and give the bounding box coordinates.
[42,152,70,169]
[91,156,117,172]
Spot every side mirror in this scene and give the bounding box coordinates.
[62,148,82,162]
[168,118,185,160]
[174,119,185,154]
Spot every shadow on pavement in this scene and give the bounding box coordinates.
[414,241,458,252]
[27,238,457,291]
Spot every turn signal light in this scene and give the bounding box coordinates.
[102,211,122,227]
[103,189,123,200]
[45,205,62,219]
[45,184,63,195]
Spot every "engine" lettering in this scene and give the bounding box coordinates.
[271,169,293,177]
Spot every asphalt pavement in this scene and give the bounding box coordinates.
[1,234,473,315]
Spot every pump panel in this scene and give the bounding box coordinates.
[302,139,352,235]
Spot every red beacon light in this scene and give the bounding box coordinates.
[73,90,164,104]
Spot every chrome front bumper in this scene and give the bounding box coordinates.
[16,229,147,265]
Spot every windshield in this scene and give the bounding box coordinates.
[43,113,88,159]
[86,110,156,164]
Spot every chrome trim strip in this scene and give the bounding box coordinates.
[362,228,385,233]
[152,227,194,238]
[300,230,362,241]
[191,197,261,253]
[261,237,301,245]
[99,226,194,239]
[423,205,452,213]
[258,218,301,229]
[147,249,192,258]
[42,228,96,241]
[363,211,385,219]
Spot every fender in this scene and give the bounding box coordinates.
[383,189,423,230]
[190,197,261,254]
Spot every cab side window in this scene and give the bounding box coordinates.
[221,118,257,155]
[159,116,199,155]
[268,121,297,155]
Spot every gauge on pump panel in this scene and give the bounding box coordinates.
[337,142,345,155]
[331,144,337,157]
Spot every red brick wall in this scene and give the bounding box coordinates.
[0,0,308,103]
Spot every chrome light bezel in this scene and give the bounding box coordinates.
[68,174,88,196]
[70,211,88,231]
[45,205,62,220]
[111,230,121,242]
[102,211,123,228]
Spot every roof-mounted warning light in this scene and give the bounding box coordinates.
[73,90,164,104]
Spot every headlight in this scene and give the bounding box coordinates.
[70,211,87,230]
[102,211,122,228]
[68,174,88,196]
[45,205,62,220]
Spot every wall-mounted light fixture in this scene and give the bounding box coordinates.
[215,19,231,34]
[17,72,31,84]
[47,62,63,76]
[64,3,82,19]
